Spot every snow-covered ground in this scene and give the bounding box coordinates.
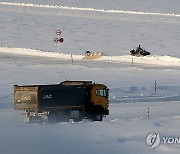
[0,0,180,153]
[0,0,180,56]
[1,48,180,107]
[1,102,180,154]
[1,46,180,68]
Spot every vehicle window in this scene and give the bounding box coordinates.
[106,89,109,97]
[100,89,104,96]
[96,89,98,96]
[100,89,107,97]
[103,89,107,96]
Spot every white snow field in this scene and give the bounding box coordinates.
[1,102,180,154]
[1,0,180,153]
[0,0,180,56]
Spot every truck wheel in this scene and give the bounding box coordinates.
[93,114,102,121]
[24,116,31,124]
[74,117,83,122]
[48,114,57,123]
[60,115,69,122]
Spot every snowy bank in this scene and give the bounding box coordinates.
[1,2,180,17]
[1,46,180,68]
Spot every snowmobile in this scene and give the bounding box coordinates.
[130,45,150,56]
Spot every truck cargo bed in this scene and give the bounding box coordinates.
[39,85,86,110]
[14,86,38,110]
[14,84,86,111]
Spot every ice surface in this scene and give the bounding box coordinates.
[1,0,180,153]
[0,1,180,56]
[1,102,180,154]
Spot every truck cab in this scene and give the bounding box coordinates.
[90,83,109,109]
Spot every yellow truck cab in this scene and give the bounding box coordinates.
[90,83,109,109]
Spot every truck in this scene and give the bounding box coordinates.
[14,81,109,123]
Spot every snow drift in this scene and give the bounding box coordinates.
[1,2,180,17]
[1,46,180,68]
